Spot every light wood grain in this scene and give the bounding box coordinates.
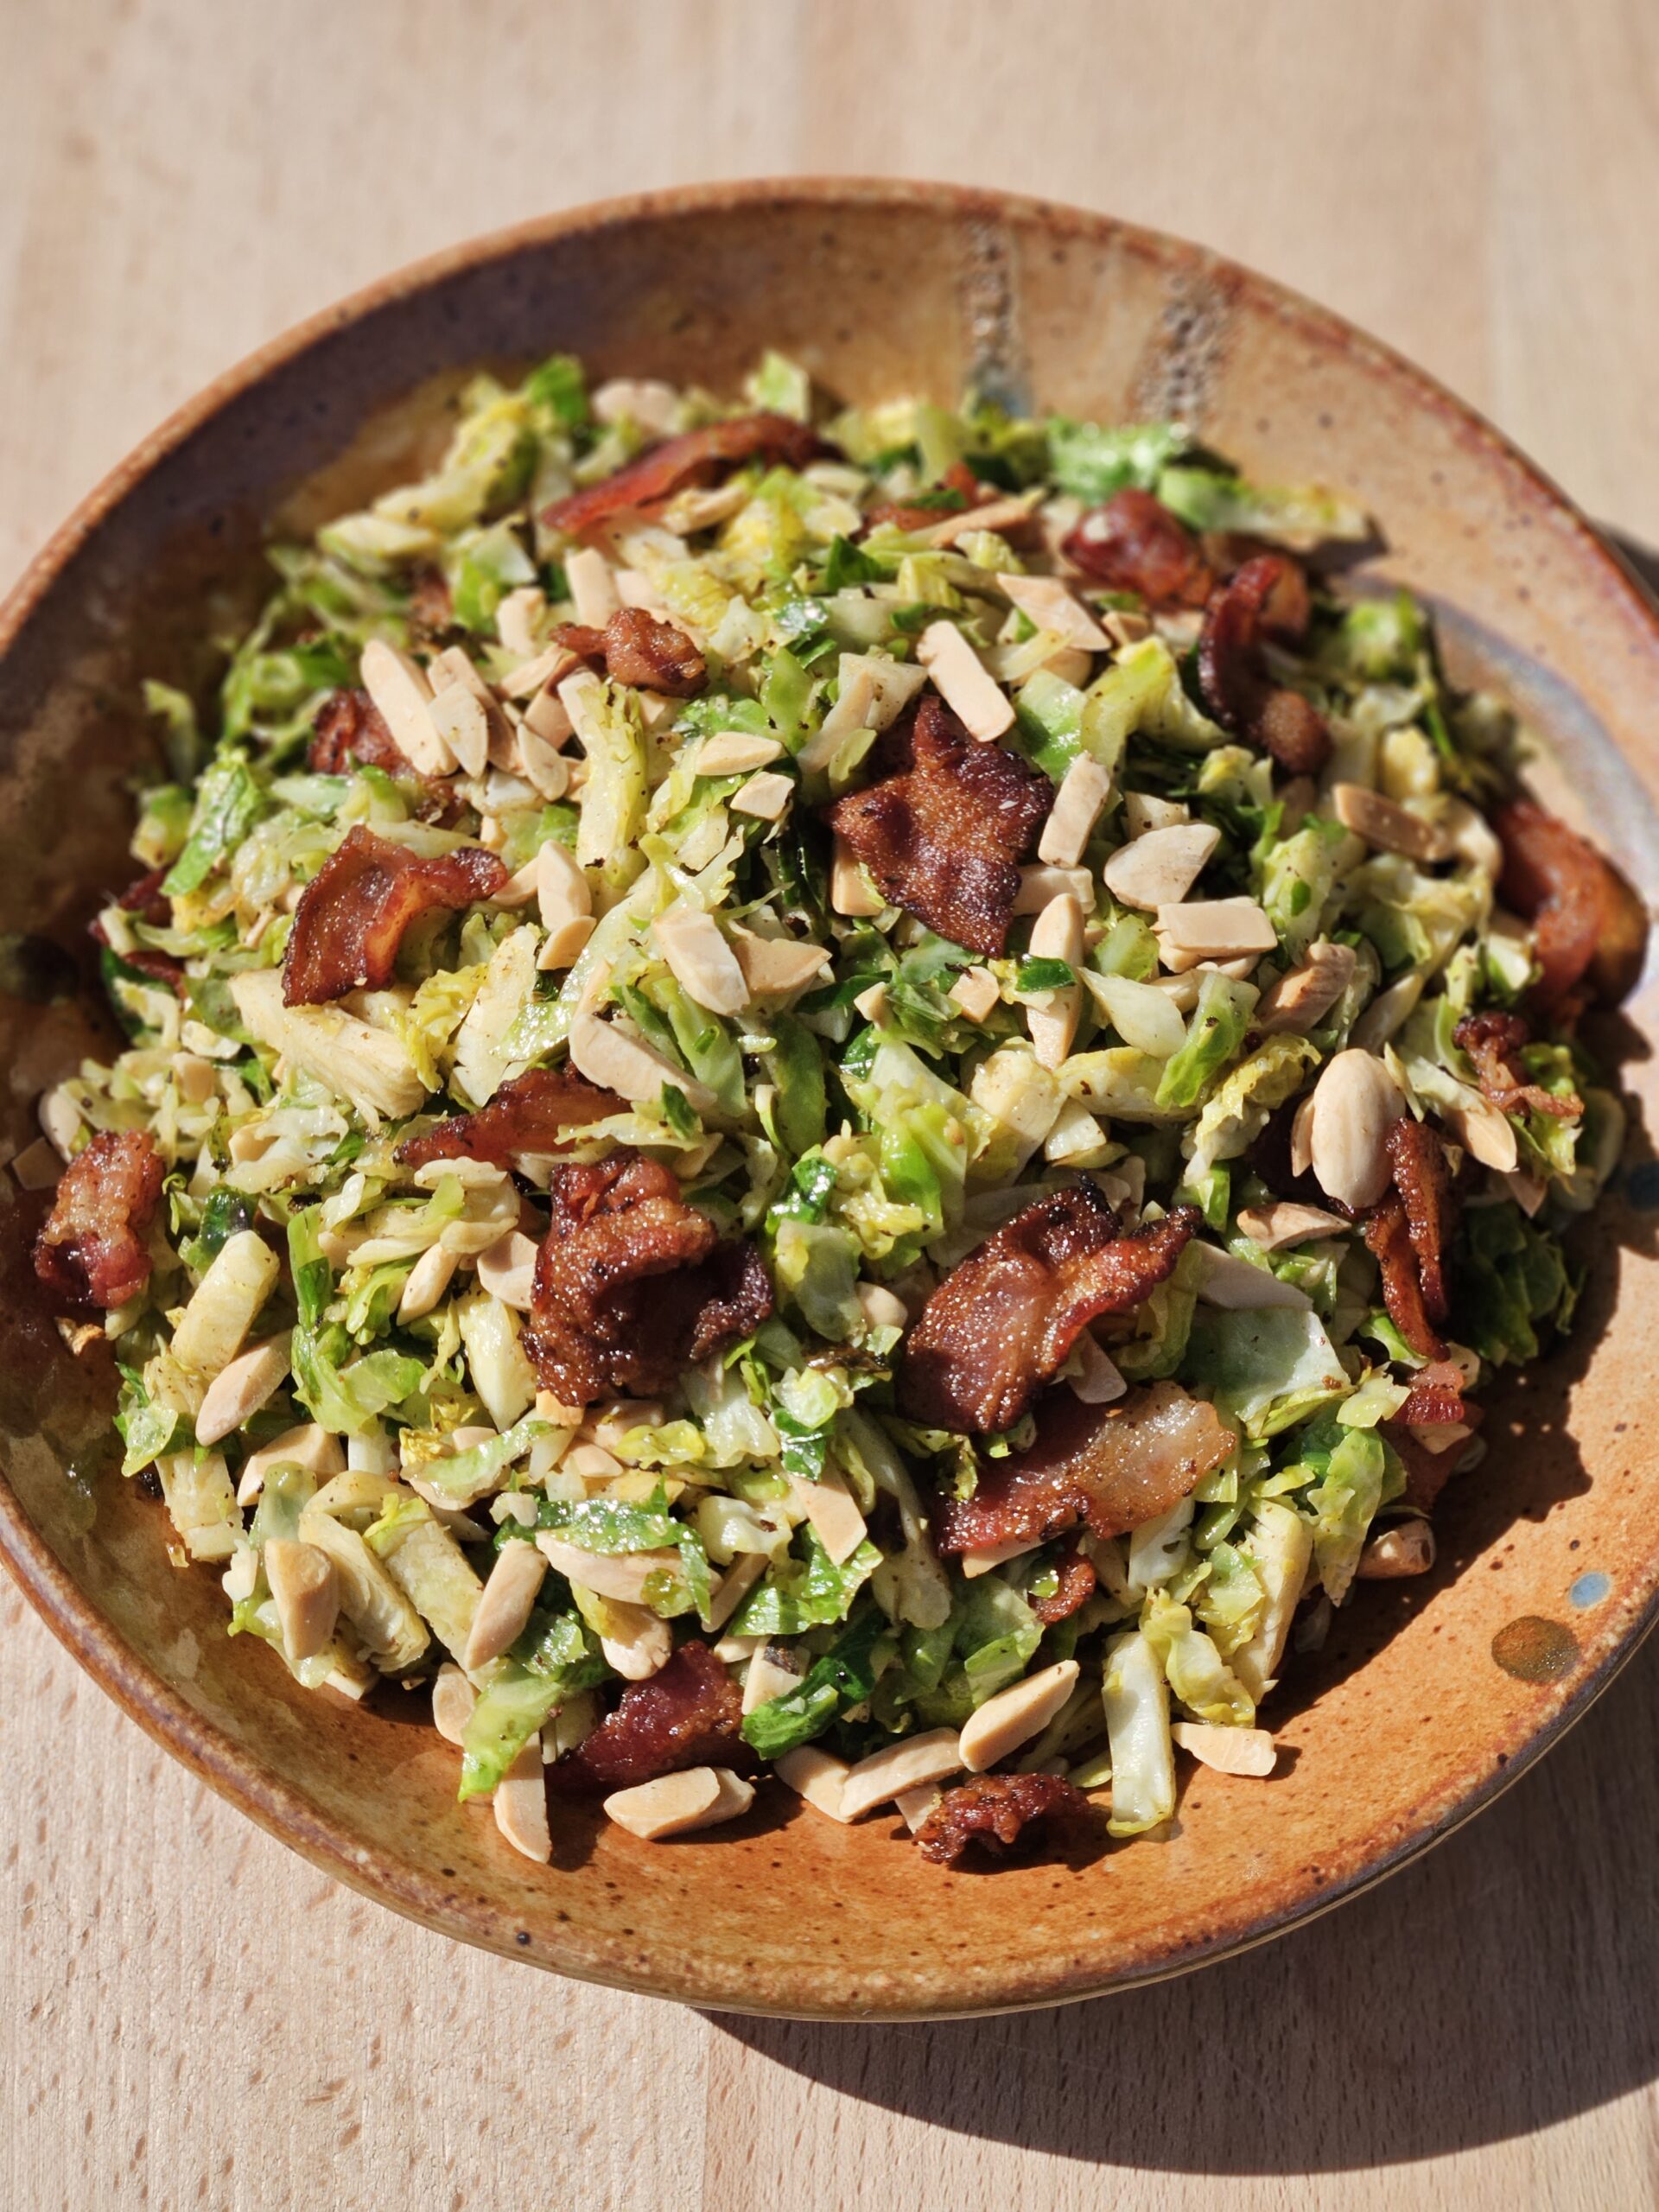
[3,3,1658,2207]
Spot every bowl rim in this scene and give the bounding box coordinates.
[3,175,1658,2020]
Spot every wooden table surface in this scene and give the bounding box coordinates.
[4,3,1658,2206]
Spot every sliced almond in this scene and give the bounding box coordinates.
[603,1765,754,1841]
[592,378,680,435]
[1014,865,1093,914]
[742,1645,803,1714]
[775,1745,855,1823]
[830,836,887,917]
[1037,753,1115,868]
[476,1230,537,1310]
[959,1659,1079,1772]
[1154,896,1277,964]
[1103,608,1153,649]
[1189,1243,1312,1310]
[1171,1720,1276,1777]
[786,1465,868,1567]
[959,1533,1039,1580]
[428,683,491,778]
[691,731,784,777]
[1066,1329,1126,1403]
[1290,1091,1317,1180]
[704,1550,768,1635]
[1306,1048,1406,1210]
[503,645,583,702]
[653,905,749,1016]
[359,639,453,774]
[855,1281,908,1332]
[463,1539,548,1671]
[236,1422,345,1507]
[1444,1091,1518,1172]
[852,981,889,1026]
[895,1782,944,1834]
[1332,783,1455,864]
[432,1661,477,1745]
[521,688,575,753]
[924,492,1042,549]
[264,1538,339,1664]
[916,620,1015,741]
[495,586,547,658]
[494,1736,551,1863]
[536,839,592,931]
[1122,791,1188,836]
[599,1599,673,1681]
[1103,823,1219,911]
[568,1012,714,1115]
[537,915,596,973]
[949,965,1001,1022]
[996,571,1109,651]
[729,927,832,998]
[1024,892,1084,1069]
[194,1332,292,1447]
[1357,1522,1436,1579]
[1236,1201,1351,1251]
[838,1727,963,1821]
[565,544,621,627]
[398,1242,460,1321]
[535,1533,680,1604]
[1350,970,1424,1053]
[1255,942,1357,1033]
[730,771,795,823]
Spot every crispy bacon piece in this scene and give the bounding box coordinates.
[935,1380,1236,1554]
[1364,1194,1445,1363]
[1198,556,1331,774]
[1398,1361,1470,1427]
[308,688,418,779]
[1452,1009,1581,1121]
[33,1128,163,1311]
[1497,798,1649,1014]
[915,1771,1088,1866]
[108,867,172,929]
[541,413,830,537]
[1387,1116,1457,1328]
[899,1186,1199,1435]
[1029,1538,1096,1627]
[394,1068,624,1170]
[88,868,186,995]
[550,608,706,695]
[522,1151,772,1407]
[408,566,454,638]
[282,825,508,1007]
[548,622,607,661]
[1061,488,1215,608]
[551,1642,745,1790]
[823,696,1052,958]
[862,462,1001,536]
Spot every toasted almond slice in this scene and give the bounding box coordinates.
[1024,892,1085,1069]
[565,543,621,627]
[1154,896,1277,963]
[830,836,887,917]
[1066,1328,1127,1403]
[589,1398,664,1450]
[1255,941,1358,1033]
[264,1538,340,1664]
[691,730,785,777]
[592,378,680,435]
[1350,970,1424,1053]
[949,964,1001,1022]
[996,571,1109,651]
[855,1281,909,1332]
[236,1422,345,1506]
[916,620,1015,741]
[852,981,889,1026]
[1189,1243,1312,1310]
[464,1539,548,1671]
[1172,1720,1277,1777]
[959,1533,1040,1580]
[1290,1091,1317,1180]
[476,1230,537,1310]
[743,1645,803,1713]
[1236,1201,1351,1251]
[1307,1048,1406,1210]
[494,1737,551,1863]
[537,914,596,974]
[704,1550,768,1634]
[1014,864,1093,914]
[599,1599,674,1681]
[432,1661,477,1745]
[428,682,491,778]
[1037,753,1114,867]
[495,586,547,658]
[776,1745,855,1823]
[730,927,832,998]
[895,1782,944,1834]
[359,639,454,775]
[521,688,575,753]
[786,1465,868,1567]
[1357,1522,1437,1579]
[1103,823,1220,911]
[1444,1090,1518,1172]
[959,1659,1080,1772]
[534,838,592,929]
[603,1765,753,1841]
[1103,608,1153,648]
[569,1011,714,1114]
[653,904,749,1016]
[730,771,794,823]
[1332,782,1455,863]
[1122,791,1188,836]
[924,491,1042,548]
[535,1534,680,1604]
[838,1727,963,1821]
[503,645,583,702]
[194,1332,293,1446]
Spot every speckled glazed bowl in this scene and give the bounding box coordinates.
[2,181,1656,2020]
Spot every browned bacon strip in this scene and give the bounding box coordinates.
[282,825,508,1007]
[1398,1361,1469,1427]
[33,1128,163,1311]
[551,1642,746,1790]
[1386,1116,1457,1327]
[308,689,419,779]
[88,869,186,995]
[934,1380,1236,1554]
[915,1772,1088,1866]
[1363,1192,1446,1363]
[1198,555,1331,774]
[394,1067,624,1169]
[1062,488,1215,607]
[1452,1009,1581,1121]
[522,1151,771,1408]
[898,1185,1198,1435]
[550,608,706,695]
[823,696,1053,958]
[1496,798,1649,1014]
[1029,1538,1096,1626]
[541,413,830,537]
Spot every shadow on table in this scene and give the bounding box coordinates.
[713,1623,1659,2171]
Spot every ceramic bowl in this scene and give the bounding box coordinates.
[2,181,1656,2020]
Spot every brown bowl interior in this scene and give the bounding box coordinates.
[3,181,1657,2019]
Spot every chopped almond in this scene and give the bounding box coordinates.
[996,571,1109,651]
[691,730,784,777]
[1154,897,1277,964]
[776,1745,855,1822]
[916,620,1015,742]
[1024,892,1084,1069]
[360,639,454,775]
[830,836,887,917]
[730,927,832,998]
[1014,865,1093,914]
[1103,823,1219,911]
[730,771,794,822]
[1037,753,1114,867]
[785,1464,868,1566]
[949,964,1001,1021]
[959,1659,1079,1771]
[1255,942,1357,1033]
[602,1765,754,1841]
[1332,782,1454,863]
[565,544,622,628]
[838,1728,963,1821]
[1172,1721,1276,1777]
